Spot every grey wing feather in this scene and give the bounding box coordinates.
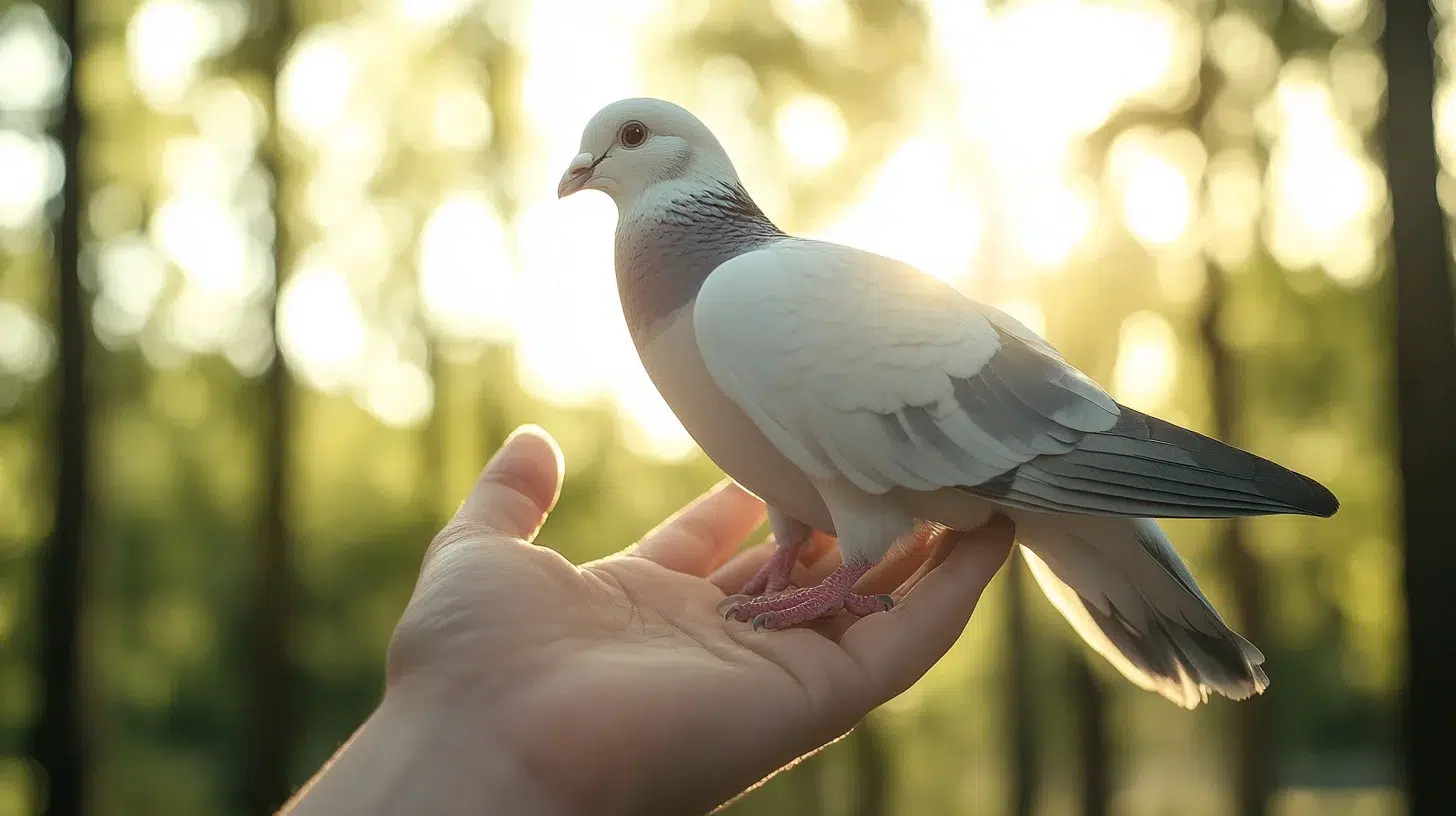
[962,407,1339,518]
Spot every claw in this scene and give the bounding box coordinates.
[717,594,750,619]
[844,591,896,617]
[724,561,883,630]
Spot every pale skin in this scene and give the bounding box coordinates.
[283,425,1016,815]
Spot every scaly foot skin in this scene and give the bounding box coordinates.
[736,540,801,597]
[735,508,813,598]
[720,562,893,630]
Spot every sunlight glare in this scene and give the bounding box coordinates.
[0,130,61,230]
[1305,0,1369,34]
[0,5,65,113]
[985,0,1191,139]
[192,78,268,159]
[928,0,1193,273]
[771,0,853,50]
[0,300,54,382]
[1264,65,1383,283]
[431,85,494,151]
[166,285,248,354]
[513,195,625,406]
[815,137,983,283]
[418,192,515,342]
[1110,135,1195,247]
[160,135,233,197]
[126,0,244,110]
[1209,12,1280,95]
[393,0,476,30]
[151,193,263,299]
[1113,311,1177,412]
[279,28,355,144]
[362,354,434,428]
[304,124,389,227]
[775,94,848,174]
[614,365,697,462]
[1204,148,1262,268]
[520,0,651,182]
[92,234,169,342]
[278,264,368,392]
[1015,181,1096,269]
[993,298,1047,338]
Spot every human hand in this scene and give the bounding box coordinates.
[292,425,1015,816]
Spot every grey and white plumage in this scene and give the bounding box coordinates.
[558,98,1336,709]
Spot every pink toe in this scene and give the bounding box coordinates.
[729,561,882,629]
[844,593,892,616]
[736,545,800,598]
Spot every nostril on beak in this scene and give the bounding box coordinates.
[558,152,597,198]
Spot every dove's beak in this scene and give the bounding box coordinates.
[557,151,599,198]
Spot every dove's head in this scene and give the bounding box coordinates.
[557,98,738,206]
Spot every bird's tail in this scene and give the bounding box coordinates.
[1010,511,1267,709]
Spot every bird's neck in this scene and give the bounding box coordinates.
[614,182,784,345]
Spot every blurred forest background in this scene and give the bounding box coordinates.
[3,0,1455,813]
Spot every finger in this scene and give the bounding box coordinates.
[795,531,839,576]
[630,480,765,576]
[795,536,844,586]
[840,516,1016,702]
[708,539,775,593]
[799,533,933,641]
[854,525,941,596]
[884,527,973,602]
[454,425,564,542]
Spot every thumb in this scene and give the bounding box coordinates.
[455,425,564,542]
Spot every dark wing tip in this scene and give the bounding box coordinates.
[1131,407,1341,518]
[1291,470,1339,518]
[1247,440,1339,517]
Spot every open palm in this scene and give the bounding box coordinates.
[385,426,1014,815]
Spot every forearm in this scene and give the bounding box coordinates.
[282,684,568,816]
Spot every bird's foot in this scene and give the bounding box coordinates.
[720,562,891,630]
[735,540,801,597]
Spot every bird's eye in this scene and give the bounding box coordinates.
[619,121,647,148]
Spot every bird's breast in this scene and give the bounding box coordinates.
[636,305,833,531]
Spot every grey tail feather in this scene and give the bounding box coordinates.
[964,405,1339,520]
[1015,515,1268,709]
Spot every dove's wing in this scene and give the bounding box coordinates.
[693,240,1337,518]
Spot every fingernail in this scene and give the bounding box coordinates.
[504,424,546,444]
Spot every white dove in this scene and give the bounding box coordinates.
[556,98,1337,709]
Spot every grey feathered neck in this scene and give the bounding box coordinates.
[616,181,784,344]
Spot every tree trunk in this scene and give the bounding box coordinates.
[250,299,293,815]
[1382,2,1456,813]
[791,754,823,816]
[32,0,90,812]
[1006,559,1038,816]
[849,716,890,816]
[1198,246,1273,816]
[1073,657,1109,816]
[249,1,297,810]
[1189,16,1273,812]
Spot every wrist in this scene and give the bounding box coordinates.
[285,678,570,816]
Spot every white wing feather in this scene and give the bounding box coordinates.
[692,240,1119,495]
